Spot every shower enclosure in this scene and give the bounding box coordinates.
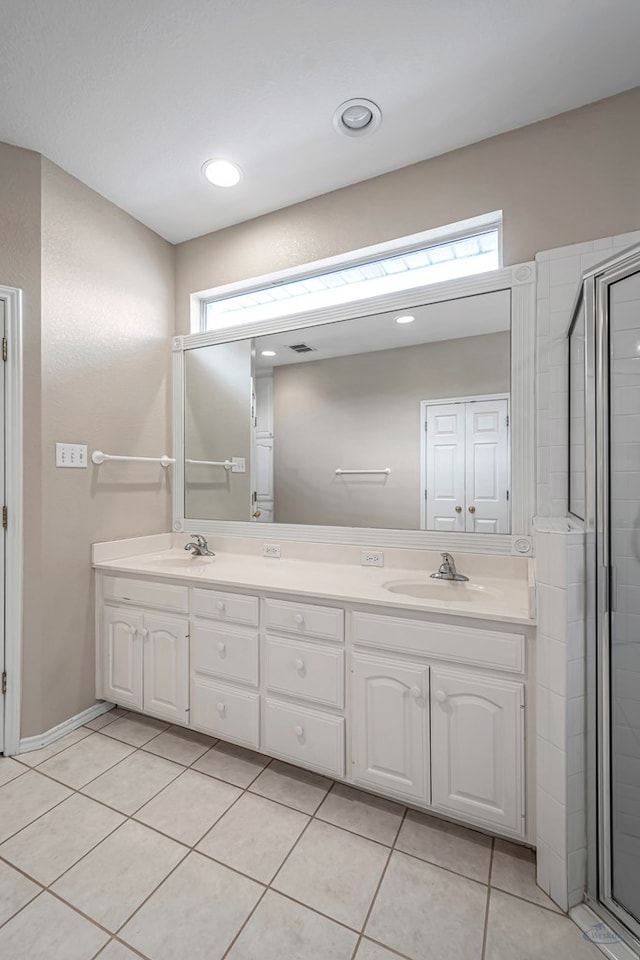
[569,244,640,948]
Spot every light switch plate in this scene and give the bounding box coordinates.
[56,443,88,468]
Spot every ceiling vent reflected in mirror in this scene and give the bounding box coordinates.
[287,343,316,354]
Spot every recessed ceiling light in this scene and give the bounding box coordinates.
[333,99,382,138]
[202,158,243,188]
[261,349,277,357]
[395,314,416,325]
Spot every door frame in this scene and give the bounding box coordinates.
[419,393,510,531]
[0,285,23,756]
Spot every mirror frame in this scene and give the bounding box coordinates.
[173,262,536,556]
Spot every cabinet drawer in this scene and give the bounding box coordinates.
[352,612,524,673]
[264,597,344,642]
[103,577,188,613]
[192,621,259,687]
[265,636,344,708]
[190,676,259,749]
[264,698,345,778]
[192,588,259,627]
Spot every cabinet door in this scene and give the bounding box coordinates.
[431,668,524,833]
[352,653,429,802]
[102,606,143,709]
[143,614,190,725]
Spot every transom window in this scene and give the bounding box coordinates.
[200,216,502,332]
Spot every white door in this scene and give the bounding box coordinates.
[424,396,509,532]
[102,607,143,709]
[254,436,274,522]
[430,668,524,832]
[143,614,190,725]
[465,399,509,533]
[425,403,466,531]
[352,653,429,802]
[0,301,4,753]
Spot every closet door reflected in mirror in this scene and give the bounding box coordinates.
[424,396,510,533]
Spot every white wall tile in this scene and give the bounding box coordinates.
[548,691,567,751]
[538,787,567,859]
[549,850,570,912]
[550,256,583,288]
[538,738,567,805]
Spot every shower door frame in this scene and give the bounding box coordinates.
[583,244,640,949]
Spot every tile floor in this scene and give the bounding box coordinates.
[0,709,602,960]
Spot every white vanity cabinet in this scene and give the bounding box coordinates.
[350,610,527,835]
[190,588,260,748]
[95,566,532,841]
[351,653,430,801]
[102,605,189,725]
[430,668,524,832]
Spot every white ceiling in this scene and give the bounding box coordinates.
[1,0,639,244]
[254,289,510,369]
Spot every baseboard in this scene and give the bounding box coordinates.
[17,700,116,754]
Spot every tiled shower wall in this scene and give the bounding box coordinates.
[534,229,640,911]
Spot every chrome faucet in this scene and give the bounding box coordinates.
[430,552,469,582]
[184,534,215,557]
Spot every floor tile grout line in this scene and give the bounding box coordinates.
[352,806,409,958]
[488,884,566,917]
[218,796,339,960]
[480,839,495,960]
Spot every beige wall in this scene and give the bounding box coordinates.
[273,332,509,528]
[175,87,640,332]
[185,341,252,519]
[21,160,175,737]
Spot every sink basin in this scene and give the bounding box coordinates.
[141,554,215,568]
[382,579,503,603]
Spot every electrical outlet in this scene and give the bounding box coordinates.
[361,550,384,567]
[263,543,281,558]
[56,443,88,468]
[231,457,246,473]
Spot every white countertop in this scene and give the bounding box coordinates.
[94,547,535,626]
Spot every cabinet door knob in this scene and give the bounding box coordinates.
[434,689,448,703]
[293,724,304,737]
[142,628,149,640]
[410,686,422,699]
[294,657,305,673]
[293,613,304,626]
[217,641,226,655]
[468,505,476,514]
[217,702,226,715]
[129,625,136,637]
[455,505,462,513]
[216,600,225,612]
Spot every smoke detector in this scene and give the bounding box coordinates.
[333,99,382,138]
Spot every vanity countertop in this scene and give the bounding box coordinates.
[94,547,535,626]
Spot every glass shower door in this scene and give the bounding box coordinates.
[605,264,640,932]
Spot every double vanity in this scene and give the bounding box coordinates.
[93,534,535,843]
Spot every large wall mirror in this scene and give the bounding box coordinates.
[173,265,536,553]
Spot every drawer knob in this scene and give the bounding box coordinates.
[217,641,226,655]
[217,702,226,716]
[434,689,448,703]
[410,686,422,699]
[216,600,225,612]
[294,724,304,738]
[293,613,304,626]
[294,657,305,673]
